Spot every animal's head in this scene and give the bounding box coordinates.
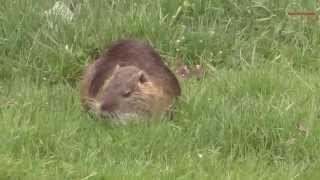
[88,65,156,118]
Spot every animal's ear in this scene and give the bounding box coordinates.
[113,64,120,74]
[138,71,149,83]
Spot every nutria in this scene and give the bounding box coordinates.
[80,39,181,119]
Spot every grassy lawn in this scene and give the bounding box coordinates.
[1,0,320,179]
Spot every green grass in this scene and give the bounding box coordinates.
[1,0,320,179]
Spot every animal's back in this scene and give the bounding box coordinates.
[84,39,181,99]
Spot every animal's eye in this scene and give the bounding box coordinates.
[122,90,132,97]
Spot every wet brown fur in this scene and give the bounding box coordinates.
[80,39,181,118]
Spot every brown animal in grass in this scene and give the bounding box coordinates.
[80,39,181,119]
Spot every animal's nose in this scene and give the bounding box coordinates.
[100,102,116,112]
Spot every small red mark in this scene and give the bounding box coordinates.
[288,12,316,16]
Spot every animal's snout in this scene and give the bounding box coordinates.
[100,101,117,112]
